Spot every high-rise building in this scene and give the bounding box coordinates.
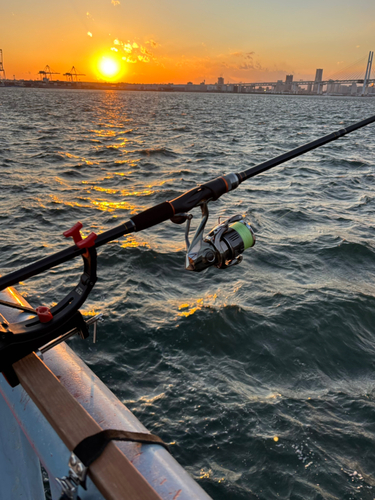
[218,77,224,86]
[275,80,284,93]
[313,69,323,93]
[285,74,293,91]
[315,69,323,82]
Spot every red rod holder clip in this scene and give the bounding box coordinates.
[36,306,53,323]
[63,222,97,252]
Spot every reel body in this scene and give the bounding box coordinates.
[179,205,255,272]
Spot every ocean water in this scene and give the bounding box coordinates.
[1,87,375,500]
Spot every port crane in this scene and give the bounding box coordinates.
[0,50,6,80]
[63,66,85,82]
[38,65,60,81]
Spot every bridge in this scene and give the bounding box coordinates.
[239,51,374,96]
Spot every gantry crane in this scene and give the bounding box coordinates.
[0,50,6,80]
[63,66,85,82]
[38,65,60,81]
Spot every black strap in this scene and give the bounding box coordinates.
[73,429,170,468]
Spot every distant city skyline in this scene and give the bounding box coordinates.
[2,0,375,84]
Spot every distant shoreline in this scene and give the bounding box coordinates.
[1,80,374,97]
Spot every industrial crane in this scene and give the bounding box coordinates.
[63,66,85,82]
[38,65,60,81]
[0,50,6,80]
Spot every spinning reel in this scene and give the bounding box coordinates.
[172,203,256,272]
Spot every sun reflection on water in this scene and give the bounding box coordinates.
[177,294,218,317]
[59,151,96,165]
[90,199,139,213]
[121,235,150,249]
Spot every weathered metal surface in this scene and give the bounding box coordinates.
[0,368,105,500]
[0,286,212,500]
[0,393,45,500]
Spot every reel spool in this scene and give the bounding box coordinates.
[172,203,255,272]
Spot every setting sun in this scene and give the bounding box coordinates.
[97,56,123,81]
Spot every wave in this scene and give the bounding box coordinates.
[137,147,177,157]
[2,89,375,500]
[172,126,190,132]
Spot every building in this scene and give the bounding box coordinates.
[327,79,335,93]
[217,76,224,86]
[314,69,323,93]
[285,75,293,91]
[275,80,284,93]
[350,82,357,96]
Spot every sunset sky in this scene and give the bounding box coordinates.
[2,0,375,84]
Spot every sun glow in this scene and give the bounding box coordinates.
[97,56,124,81]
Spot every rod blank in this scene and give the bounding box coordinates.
[236,114,375,183]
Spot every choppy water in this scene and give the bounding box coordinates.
[1,88,375,499]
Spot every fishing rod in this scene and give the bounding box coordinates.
[1,114,374,290]
[0,114,374,379]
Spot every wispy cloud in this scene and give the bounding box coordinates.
[111,0,120,6]
[222,51,262,71]
[112,38,157,64]
[122,56,137,64]
[146,40,159,48]
[141,46,153,56]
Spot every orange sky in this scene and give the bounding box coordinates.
[2,0,375,84]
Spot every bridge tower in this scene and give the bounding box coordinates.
[361,51,373,96]
[0,50,6,80]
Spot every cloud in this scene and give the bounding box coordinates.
[223,51,263,71]
[239,62,256,70]
[230,51,255,59]
[225,51,261,70]
[141,46,153,56]
[111,0,120,5]
[146,39,158,48]
[122,56,137,64]
[112,38,157,64]
[87,32,93,37]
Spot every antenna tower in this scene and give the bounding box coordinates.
[0,50,6,80]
